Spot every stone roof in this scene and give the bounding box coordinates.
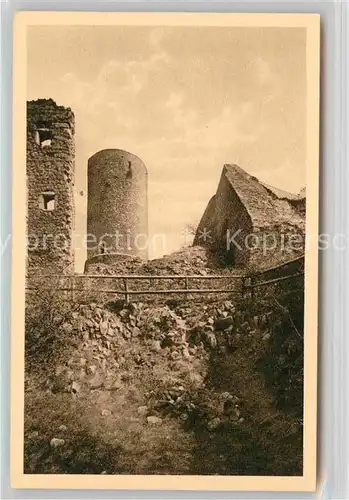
[223,164,305,231]
[260,182,301,200]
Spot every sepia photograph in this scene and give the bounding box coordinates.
[11,12,320,491]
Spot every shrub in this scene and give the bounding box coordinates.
[25,277,78,371]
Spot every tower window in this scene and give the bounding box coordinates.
[127,160,133,179]
[39,191,56,211]
[35,127,53,147]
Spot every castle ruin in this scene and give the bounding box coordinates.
[26,99,75,275]
[26,100,304,277]
[194,164,305,269]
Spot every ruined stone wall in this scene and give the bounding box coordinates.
[26,99,75,275]
[194,172,253,266]
[86,149,148,263]
[195,164,305,269]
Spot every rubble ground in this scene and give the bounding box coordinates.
[25,287,303,475]
[84,245,246,276]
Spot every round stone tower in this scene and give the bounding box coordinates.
[86,149,148,263]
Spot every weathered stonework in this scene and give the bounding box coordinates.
[27,99,75,275]
[86,149,148,264]
[194,164,305,269]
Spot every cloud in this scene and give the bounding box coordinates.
[99,49,170,98]
[61,73,102,114]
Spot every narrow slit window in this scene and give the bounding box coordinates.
[99,241,106,254]
[39,191,56,211]
[126,160,133,179]
[35,128,53,147]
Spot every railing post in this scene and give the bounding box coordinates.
[185,276,189,300]
[70,275,75,302]
[242,276,254,300]
[124,277,129,303]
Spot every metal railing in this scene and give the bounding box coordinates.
[27,260,304,303]
[242,255,305,300]
[27,273,245,302]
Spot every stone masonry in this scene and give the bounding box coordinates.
[194,164,305,269]
[26,99,75,275]
[86,149,148,264]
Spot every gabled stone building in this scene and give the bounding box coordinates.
[194,164,305,269]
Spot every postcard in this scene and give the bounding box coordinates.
[11,11,320,491]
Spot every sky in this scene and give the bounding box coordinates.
[27,25,306,268]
